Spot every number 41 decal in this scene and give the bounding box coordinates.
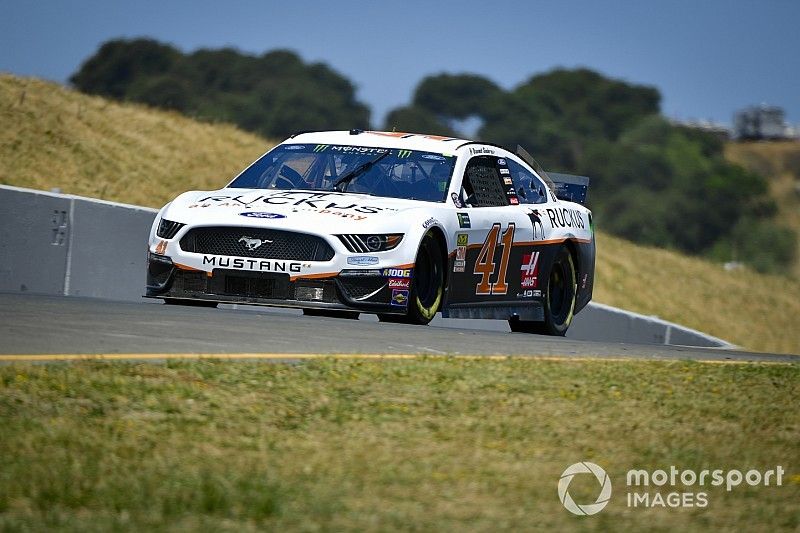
[474,223,515,295]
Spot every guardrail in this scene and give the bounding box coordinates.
[0,185,734,348]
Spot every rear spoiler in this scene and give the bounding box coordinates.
[515,145,590,205]
[547,172,590,205]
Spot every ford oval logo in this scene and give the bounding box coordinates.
[239,212,286,219]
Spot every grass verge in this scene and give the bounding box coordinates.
[1,359,798,531]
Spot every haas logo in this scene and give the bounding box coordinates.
[238,236,272,251]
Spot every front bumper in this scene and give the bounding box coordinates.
[145,253,411,314]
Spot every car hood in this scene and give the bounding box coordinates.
[163,188,431,231]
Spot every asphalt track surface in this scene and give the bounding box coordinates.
[0,292,797,364]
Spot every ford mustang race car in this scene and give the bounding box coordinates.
[146,130,595,335]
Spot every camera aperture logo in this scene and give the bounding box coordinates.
[559,462,786,515]
[558,462,612,516]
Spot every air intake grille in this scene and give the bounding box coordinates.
[180,227,334,261]
[173,271,207,293]
[339,277,387,301]
[157,219,185,239]
[215,271,290,299]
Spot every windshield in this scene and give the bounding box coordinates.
[228,144,457,202]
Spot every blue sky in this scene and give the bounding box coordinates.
[1,0,798,127]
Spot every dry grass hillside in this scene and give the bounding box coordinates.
[0,74,270,207]
[1,74,798,354]
[593,233,799,354]
[725,141,800,278]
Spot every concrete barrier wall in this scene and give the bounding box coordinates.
[0,185,733,348]
[566,302,733,348]
[0,185,157,300]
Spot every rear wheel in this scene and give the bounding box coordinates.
[302,309,359,320]
[378,232,444,325]
[509,246,576,336]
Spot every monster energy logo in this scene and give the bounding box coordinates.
[397,150,412,158]
[313,144,328,152]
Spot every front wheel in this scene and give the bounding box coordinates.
[509,246,576,336]
[378,232,444,325]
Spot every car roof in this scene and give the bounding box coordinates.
[285,130,474,154]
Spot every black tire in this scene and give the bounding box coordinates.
[302,309,359,320]
[379,232,444,325]
[509,246,576,336]
[164,298,218,308]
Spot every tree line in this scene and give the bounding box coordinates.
[71,38,795,273]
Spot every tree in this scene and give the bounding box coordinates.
[412,73,502,120]
[70,39,180,98]
[70,39,370,139]
[383,106,456,137]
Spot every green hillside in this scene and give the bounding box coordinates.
[725,141,800,278]
[1,74,798,354]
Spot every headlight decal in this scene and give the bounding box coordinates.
[337,234,403,253]
[156,218,185,239]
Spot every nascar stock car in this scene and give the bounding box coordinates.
[146,130,595,335]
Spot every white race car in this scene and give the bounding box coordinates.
[146,130,595,335]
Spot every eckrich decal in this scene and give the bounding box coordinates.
[347,256,379,266]
[382,268,412,278]
[520,252,540,289]
[388,278,411,289]
[546,207,585,229]
[391,289,410,306]
[202,256,303,273]
[239,212,287,219]
[457,212,471,228]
